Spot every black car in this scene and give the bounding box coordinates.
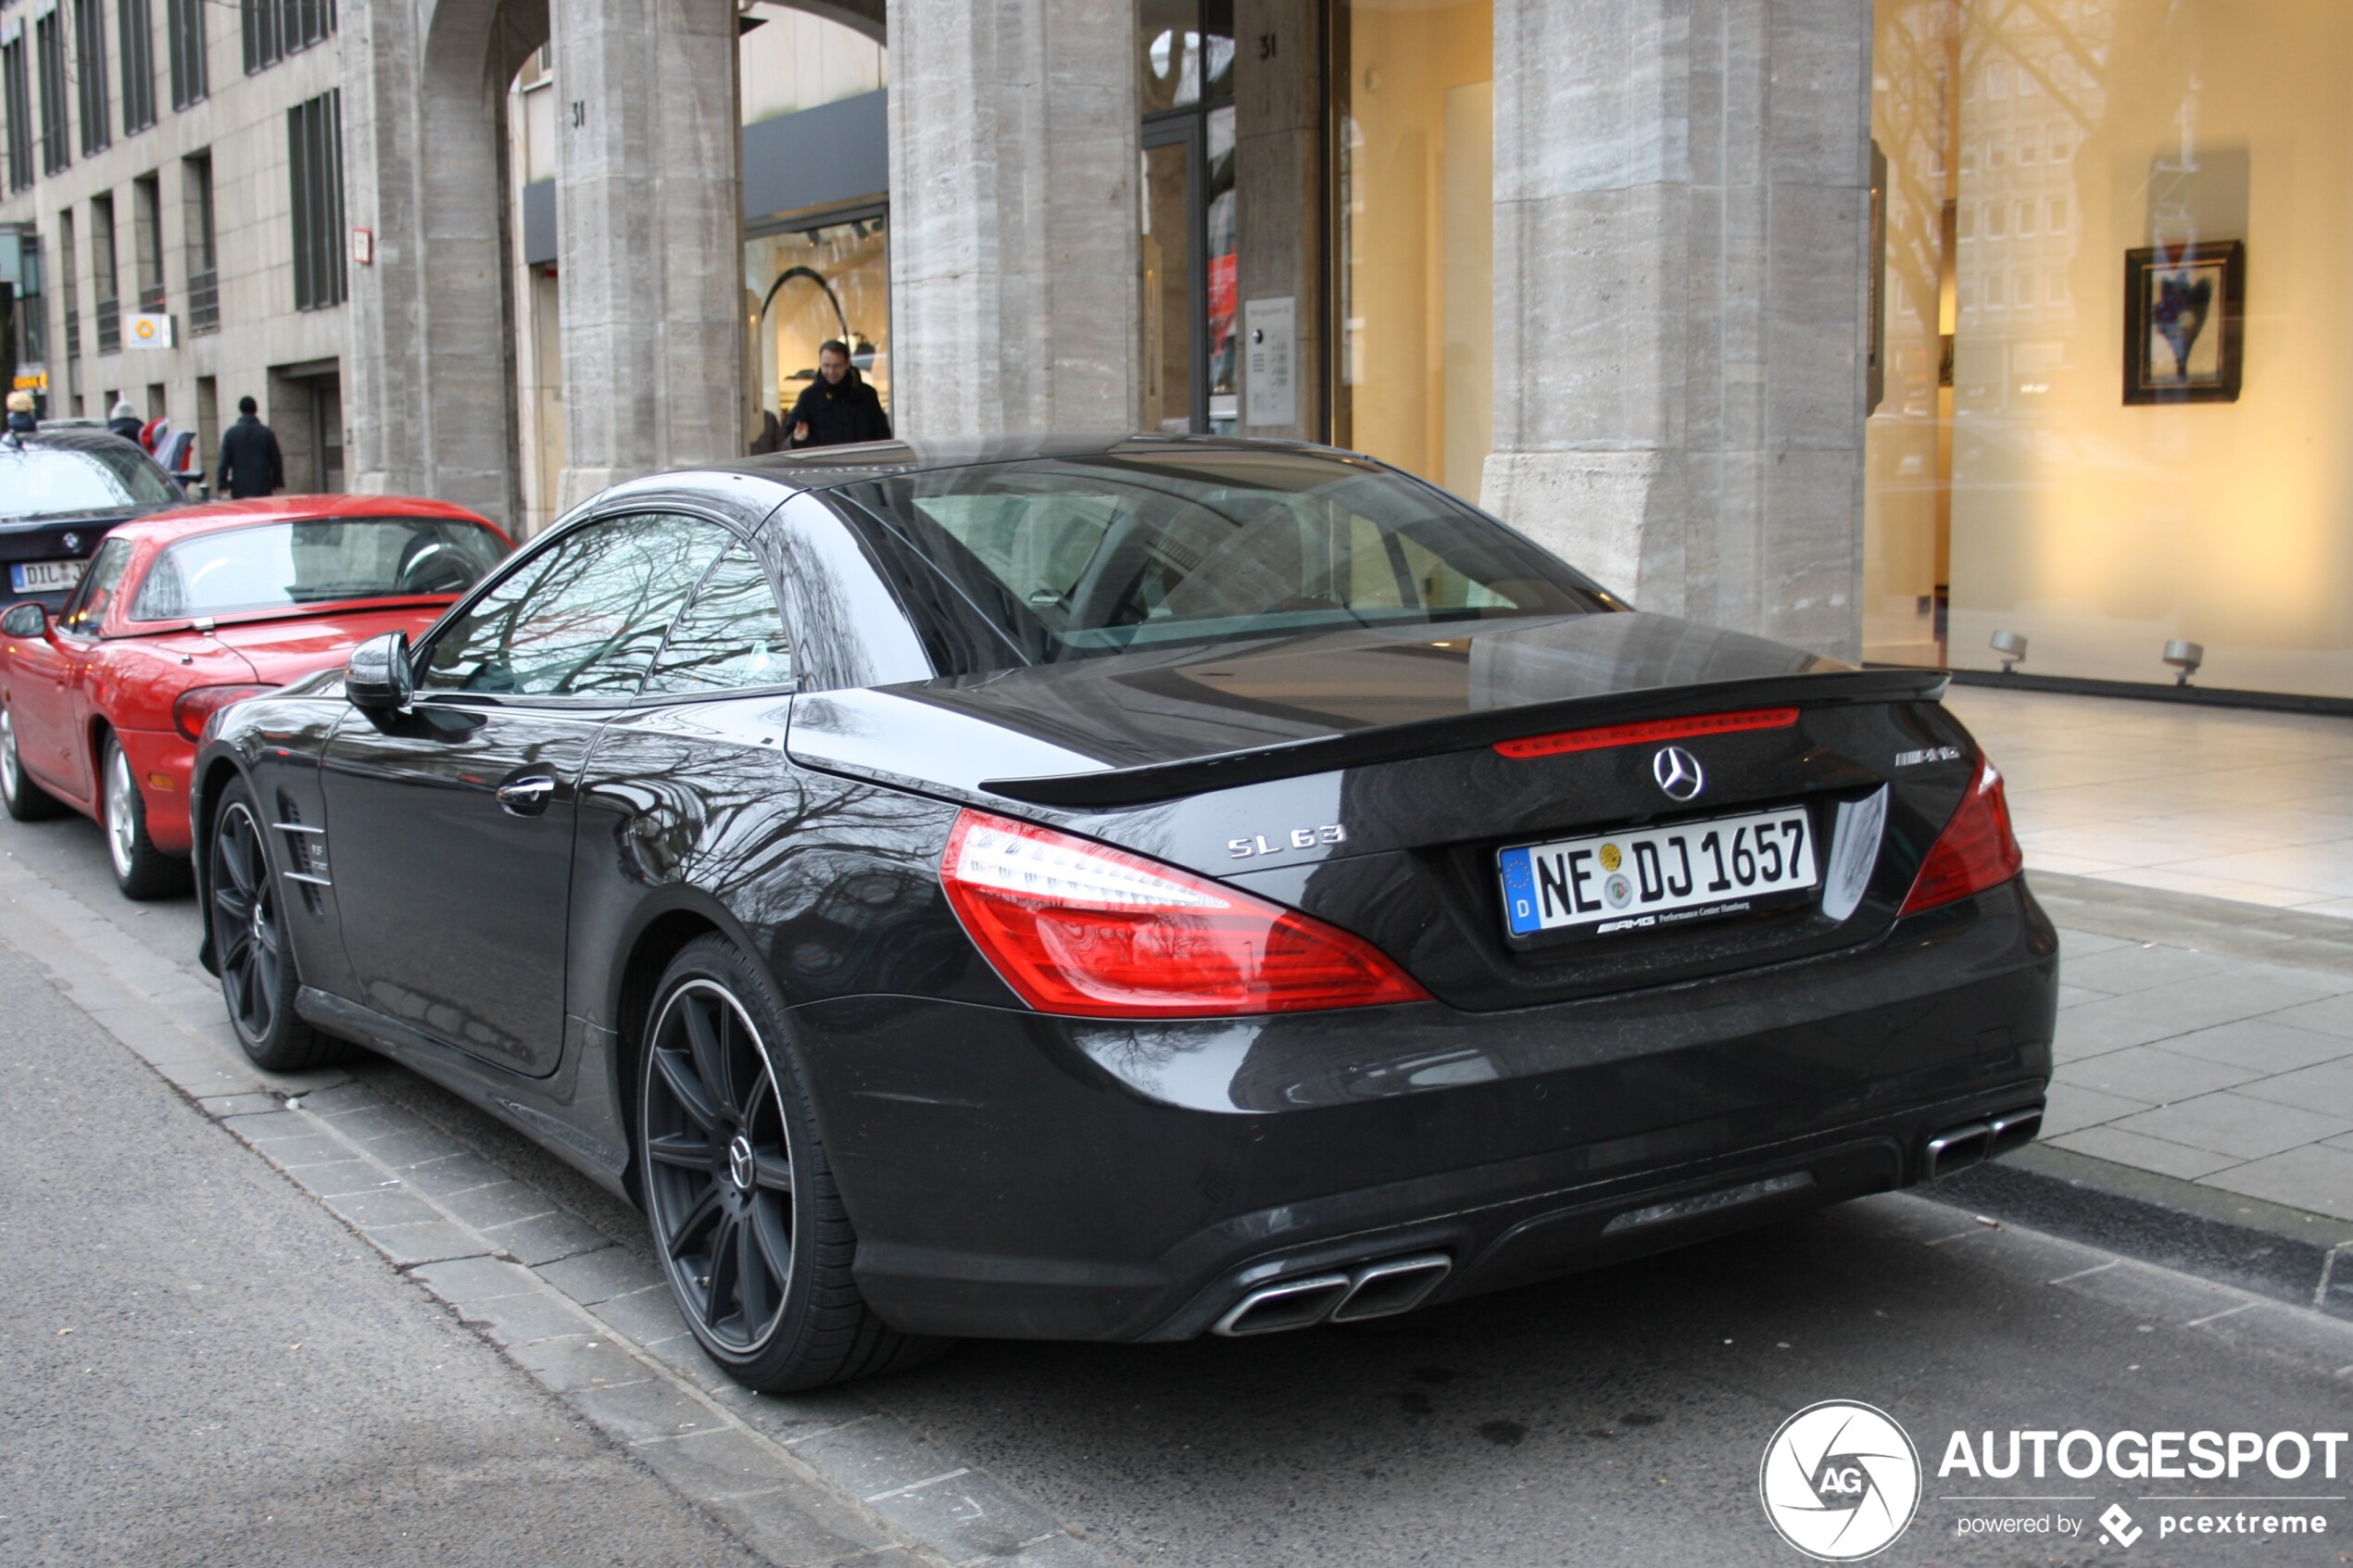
[0,429,184,609]
[190,437,2056,1392]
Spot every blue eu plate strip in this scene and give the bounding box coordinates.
[1499,846,1540,935]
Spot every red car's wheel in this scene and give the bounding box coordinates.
[0,704,67,822]
[102,735,191,899]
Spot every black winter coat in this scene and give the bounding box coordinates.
[786,370,891,449]
[217,416,284,499]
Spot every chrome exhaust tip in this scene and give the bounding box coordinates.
[1212,1273,1353,1337]
[1328,1253,1453,1323]
[1924,1122,1993,1180]
[1988,1106,2042,1156]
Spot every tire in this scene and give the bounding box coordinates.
[637,935,950,1392]
[207,779,337,1072]
[0,703,66,821]
[103,735,193,899]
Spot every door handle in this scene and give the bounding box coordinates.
[495,774,558,816]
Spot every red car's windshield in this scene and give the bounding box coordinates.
[130,517,509,621]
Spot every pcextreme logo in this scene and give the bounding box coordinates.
[1758,1400,1924,1562]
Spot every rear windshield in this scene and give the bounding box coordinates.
[0,444,181,521]
[837,449,1612,669]
[131,517,510,621]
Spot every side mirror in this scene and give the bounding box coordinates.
[1,602,49,638]
[346,631,413,714]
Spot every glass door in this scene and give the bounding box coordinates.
[1138,0,1237,434]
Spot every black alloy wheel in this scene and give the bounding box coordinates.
[638,936,946,1391]
[0,704,66,821]
[208,781,333,1071]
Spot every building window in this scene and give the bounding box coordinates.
[167,0,207,107]
[132,172,162,311]
[72,0,108,157]
[1137,0,1239,436]
[3,37,32,192]
[118,0,155,133]
[36,10,69,175]
[242,0,333,75]
[286,90,345,310]
[183,151,218,332]
[91,194,120,353]
[58,207,79,363]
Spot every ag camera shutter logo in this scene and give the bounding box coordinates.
[1759,1400,1922,1561]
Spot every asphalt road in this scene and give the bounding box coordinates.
[4,805,2349,1567]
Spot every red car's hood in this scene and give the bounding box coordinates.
[203,602,451,684]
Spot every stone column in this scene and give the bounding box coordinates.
[553,0,742,508]
[1233,0,1322,442]
[1482,0,1872,659]
[884,0,1139,436]
[344,0,542,531]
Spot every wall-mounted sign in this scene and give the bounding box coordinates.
[1244,295,1296,428]
[351,227,374,266]
[128,312,174,349]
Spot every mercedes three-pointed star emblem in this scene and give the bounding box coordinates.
[1652,745,1705,802]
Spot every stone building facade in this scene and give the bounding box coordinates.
[0,0,352,490]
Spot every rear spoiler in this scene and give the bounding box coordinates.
[981,666,1950,809]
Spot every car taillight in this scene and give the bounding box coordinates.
[939,809,1430,1018]
[172,684,275,743]
[1899,756,2024,916]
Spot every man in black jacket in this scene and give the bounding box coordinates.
[217,395,284,499]
[786,341,891,449]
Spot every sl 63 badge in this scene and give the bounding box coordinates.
[1228,823,1347,859]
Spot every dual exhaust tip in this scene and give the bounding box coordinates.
[1924,1105,2042,1181]
[1211,1252,1453,1338]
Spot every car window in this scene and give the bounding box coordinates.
[419,513,730,698]
[838,450,1610,671]
[0,445,179,520]
[641,545,794,696]
[130,517,509,621]
[57,537,135,633]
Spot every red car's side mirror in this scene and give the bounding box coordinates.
[0,602,49,639]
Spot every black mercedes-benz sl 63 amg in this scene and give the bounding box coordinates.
[191,437,2056,1391]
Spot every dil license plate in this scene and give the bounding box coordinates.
[1498,806,1818,938]
[9,558,84,595]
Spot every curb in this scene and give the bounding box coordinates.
[1923,1144,2353,1321]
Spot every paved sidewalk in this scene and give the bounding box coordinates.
[1931,687,2353,1309]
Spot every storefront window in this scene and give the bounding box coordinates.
[1329,0,1491,500]
[1139,2,1237,435]
[1869,0,2352,697]
[745,214,888,451]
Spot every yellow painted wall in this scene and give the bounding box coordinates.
[1336,0,1491,498]
[1928,0,2353,696]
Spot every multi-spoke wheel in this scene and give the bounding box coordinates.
[103,735,190,899]
[0,704,66,822]
[208,780,332,1071]
[638,935,948,1391]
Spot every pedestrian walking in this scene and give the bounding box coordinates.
[785,341,891,449]
[5,390,35,434]
[108,399,145,444]
[216,395,284,500]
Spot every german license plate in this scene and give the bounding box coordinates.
[9,558,83,595]
[1498,806,1818,937]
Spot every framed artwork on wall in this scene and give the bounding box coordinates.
[2122,240,2244,405]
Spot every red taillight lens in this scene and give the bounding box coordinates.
[1899,756,2024,916]
[939,809,1430,1018]
[172,684,275,743]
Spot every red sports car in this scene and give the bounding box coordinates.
[0,495,510,897]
